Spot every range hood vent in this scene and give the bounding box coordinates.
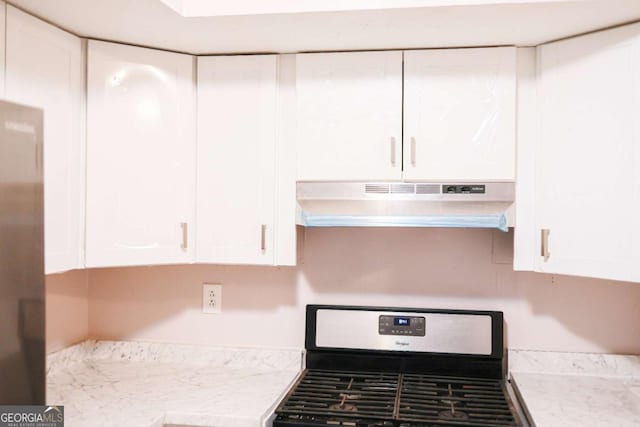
[297,182,515,231]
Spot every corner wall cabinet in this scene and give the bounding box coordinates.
[85,40,196,267]
[514,22,640,283]
[5,6,85,274]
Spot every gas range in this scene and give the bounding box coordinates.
[271,305,529,427]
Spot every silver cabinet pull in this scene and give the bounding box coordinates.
[35,143,43,170]
[390,137,396,166]
[260,224,267,253]
[541,229,550,261]
[410,137,416,166]
[180,222,188,250]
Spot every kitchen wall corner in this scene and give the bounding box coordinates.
[46,269,89,353]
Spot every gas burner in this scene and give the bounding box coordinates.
[328,392,361,412]
[438,409,469,420]
[328,403,358,412]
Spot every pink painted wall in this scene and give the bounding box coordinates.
[84,228,640,354]
[46,269,89,353]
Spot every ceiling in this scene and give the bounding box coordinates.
[157,0,567,17]
[9,0,640,54]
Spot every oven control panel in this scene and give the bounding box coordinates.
[378,315,425,337]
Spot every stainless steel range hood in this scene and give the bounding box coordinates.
[296,182,515,231]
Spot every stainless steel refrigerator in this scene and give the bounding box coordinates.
[0,99,45,404]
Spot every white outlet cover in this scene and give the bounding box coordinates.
[202,284,222,314]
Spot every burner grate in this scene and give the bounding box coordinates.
[275,370,520,427]
[277,370,398,420]
[398,373,518,426]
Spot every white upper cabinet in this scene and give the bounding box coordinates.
[0,2,5,96]
[85,40,196,268]
[295,48,515,182]
[515,23,640,282]
[403,47,516,181]
[5,6,84,274]
[196,55,279,265]
[296,51,403,181]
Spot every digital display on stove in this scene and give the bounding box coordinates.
[379,315,425,336]
[394,317,410,326]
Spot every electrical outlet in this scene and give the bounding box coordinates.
[202,284,222,314]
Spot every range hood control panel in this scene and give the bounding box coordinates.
[442,184,486,194]
[378,315,426,337]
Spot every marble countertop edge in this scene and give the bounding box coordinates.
[47,339,304,374]
[46,340,304,427]
[509,349,640,378]
[509,350,640,427]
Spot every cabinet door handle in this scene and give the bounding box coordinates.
[411,137,416,166]
[180,222,188,250]
[390,137,396,166]
[260,224,267,253]
[541,229,550,261]
[35,143,43,170]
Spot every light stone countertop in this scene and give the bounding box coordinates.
[46,340,303,427]
[509,350,640,427]
[49,342,640,427]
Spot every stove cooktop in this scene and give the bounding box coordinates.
[272,306,528,427]
[274,369,521,427]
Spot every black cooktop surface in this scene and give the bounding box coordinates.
[274,369,522,427]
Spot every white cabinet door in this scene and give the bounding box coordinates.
[0,2,5,96]
[86,40,195,267]
[196,55,278,265]
[533,23,640,282]
[5,6,84,274]
[296,51,402,181]
[403,47,516,181]
[513,47,538,272]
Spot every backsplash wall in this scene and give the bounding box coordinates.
[46,269,89,353]
[77,228,640,354]
[45,228,640,354]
